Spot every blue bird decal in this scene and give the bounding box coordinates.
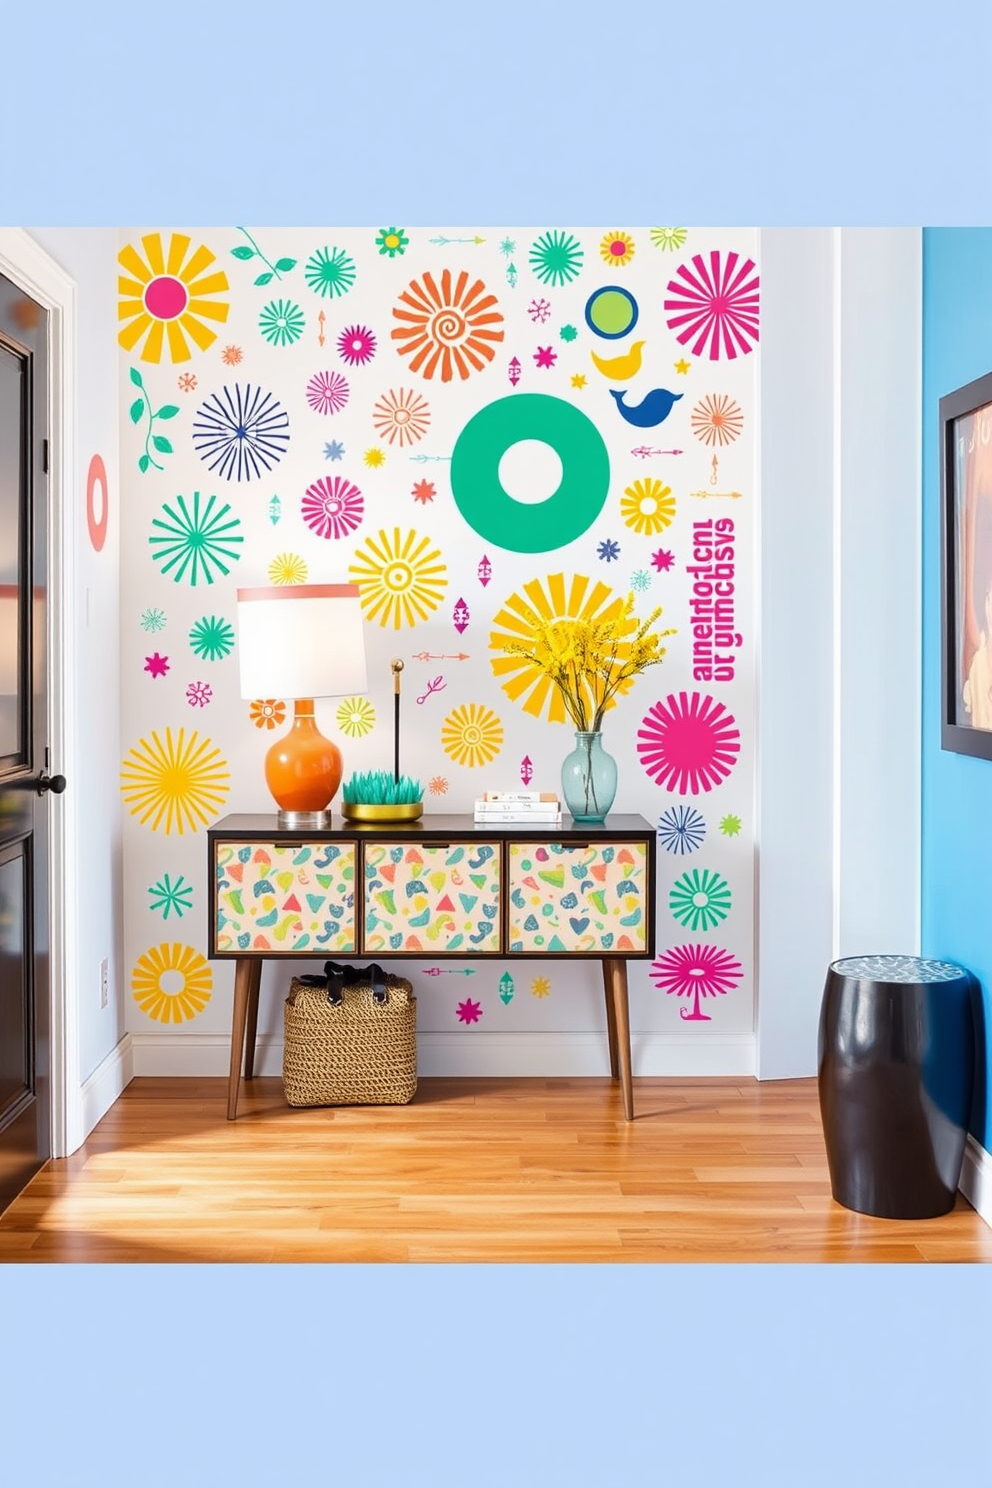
[609,387,682,427]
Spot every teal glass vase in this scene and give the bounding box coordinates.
[561,731,617,823]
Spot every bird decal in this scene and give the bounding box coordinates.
[609,387,683,427]
[590,339,645,380]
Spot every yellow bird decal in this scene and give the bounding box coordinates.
[590,339,645,380]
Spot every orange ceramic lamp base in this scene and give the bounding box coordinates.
[264,700,342,817]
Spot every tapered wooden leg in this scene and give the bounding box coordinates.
[227,957,255,1120]
[243,960,262,1080]
[601,960,619,1079]
[604,957,634,1121]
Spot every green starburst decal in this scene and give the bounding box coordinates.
[304,246,356,298]
[719,814,742,837]
[258,298,305,346]
[148,873,194,920]
[149,491,244,587]
[669,867,731,932]
[529,230,584,287]
[189,615,235,661]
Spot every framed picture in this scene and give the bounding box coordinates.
[941,369,992,758]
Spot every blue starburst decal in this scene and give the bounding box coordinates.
[324,440,345,461]
[192,383,290,482]
[597,538,620,562]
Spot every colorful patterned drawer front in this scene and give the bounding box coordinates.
[214,841,357,954]
[363,841,501,954]
[507,841,649,953]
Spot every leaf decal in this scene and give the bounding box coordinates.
[230,245,255,260]
[129,366,144,387]
[274,257,297,272]
[129,398,144,424]
[155,405,180,420]
[254,271,273,286]
[152,435,173,454]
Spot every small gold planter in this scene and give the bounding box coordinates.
[339,800,424,824]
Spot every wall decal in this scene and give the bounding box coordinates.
[631,569,651,591]
[376,227,409,257]
[478,555,492,586]
[428,775,449,795]
[531,976,551,998]
[584,285,638,339]
[719,813,743,836]
[411,650,469,661]
[267,553,308,584]
[305,246,357,298]
[85,453,109,551]
[664,251,760,360]
[364,447,386,467]
[250,700,286,730]
[192,383,290,481]
[412,479,435,505]
[691,393,744,446]
[140,608,167,632]
[529,230,584,287]
[306,370,349,414]
[637,692,741,794]
[148,873,194,920]
[520,755,533,785]
[621,478,675,534]
[221,345,244,365]
[118,231,230,363]
[651,227,687,251]
[609,387,682,428]
[533,345,557,369]
[416,675,446,705]
[600,231,635,267]
[499,972,514,1004]
[131,942,213,1023]
[674,359,691,375]
[452,597,470,632]
[651,548,675,571]
[259,298,305,347]
[528,298,552,323]
[230,228,296,286]
[301,475,363,540]
[128,367,179,475]
[441,702,504,768]
[571,374,587,389]
[149,492,244,585]
[650,942,743,1021]
[508,357,522,385]
[451,393,610,552]
[268,494,282,524]
[337,697,376,737]
[597,539,620,562]
[324,440,345,461]
[669,867,731,931]
[120,727,230,834]
[429,234,486,248]
[631,444,682,458]
[391,268,504,381]
[590,340,644,380]
[144,653,169,678]
[373,387,431,446]
[349,527,447,627]
[186,681,212,708]
[188,615,235,660]
[338,324,376,364]
[657,804,706,855]
[178,373,197,393]
[456,998,483,1024]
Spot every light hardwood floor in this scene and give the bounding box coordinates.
[1,1075,989,1262]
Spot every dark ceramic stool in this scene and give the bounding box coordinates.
[817,954,976,1219]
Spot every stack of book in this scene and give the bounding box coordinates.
[473,791,562,825]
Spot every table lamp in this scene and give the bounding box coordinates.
[236,583,367,826]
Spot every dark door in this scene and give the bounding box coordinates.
[0,271,53,1214]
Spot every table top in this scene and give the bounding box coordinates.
[209,812,655,841]
[829,954,971,984]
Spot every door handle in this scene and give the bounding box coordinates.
[34,771,67,795]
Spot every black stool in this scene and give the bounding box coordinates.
[818,954,976,1219]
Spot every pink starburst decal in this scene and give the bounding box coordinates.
[664,251,759,360]
[534,345,557,369]
[337,324,377,365]
[306,370,350,415]
[637,692,740,794]
[456,998,483,1025]
[650,942,743,1021]
[301,475,364,539]
[651,548,674,571]
[144,652,169,678]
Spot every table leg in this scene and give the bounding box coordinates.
[243,960,262,1080]
[604,957,634,1121]
[601,960,619,1080]
[227,957,254,1121]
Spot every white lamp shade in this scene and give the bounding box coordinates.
[236,584,367,700]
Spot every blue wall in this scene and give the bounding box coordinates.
[921,228,992,1151]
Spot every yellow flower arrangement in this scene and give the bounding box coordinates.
[494,592,676,732]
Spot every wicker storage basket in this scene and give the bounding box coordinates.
[283,962,417,1107]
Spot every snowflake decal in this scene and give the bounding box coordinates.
[144,652,169,678]
[499,238,516,258]
[188,615,235,661]
[528,297,552,323]
[597,538,620,562]
[140,608,167,632]
[456,997,483,1025]
[533,346,557,368]
[630,569,651,592]
[148,873,193,921]
[192,384,290,482]
[186,680,213,708]
[177,373,197,393]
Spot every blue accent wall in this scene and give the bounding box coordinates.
[921,228,992,1150]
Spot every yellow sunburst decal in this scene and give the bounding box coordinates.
[120,727,230,834]
[620,478,675,535]
[441,702,504,768]
[118,232,230,364]
[131,942,212,1023]
[337,696,376,738]
[348,527,447,629]
[268,552,308,585]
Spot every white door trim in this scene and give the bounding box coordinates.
[0,227,80,1158]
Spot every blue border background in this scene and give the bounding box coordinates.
[3,3,992,1484]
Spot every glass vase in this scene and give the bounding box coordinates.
[561,731,617,824]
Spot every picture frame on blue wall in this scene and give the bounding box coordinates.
[940,368,992,759]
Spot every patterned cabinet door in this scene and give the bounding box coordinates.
[214,841,357,954]
[507,840,650,954]
[363,841,501,954]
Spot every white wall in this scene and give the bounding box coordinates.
[755,228,922,1077]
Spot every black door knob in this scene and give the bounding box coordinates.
[36,772,67,795]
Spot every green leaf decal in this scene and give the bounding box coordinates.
[129,398,144,424]
[254,271,273,286]
[274,257,297,272]
[129,366,144,388]
[152,435,173,454]
[230,245,255,260]
[154,405,180,420]
[138,454,150,473]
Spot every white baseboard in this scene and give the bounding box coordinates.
[958,1134,992,1230]
[129,1030,756,1079]
[64,1034,135,1155]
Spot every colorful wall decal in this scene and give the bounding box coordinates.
[597,539,620,562]
[441,702,504,768]
[301,476,363,540]
[669,867,731,931]
[148,873,193,920]
[456,998,483,1024]
[451,393,610,552]
[590,340,644,380]
[651,227,687,251]
[531,976,551,997]
[391,268,504,381]
[657,804,707,855]
[719,814,743,836]
[609,387,682,428]
[664,251,760,360]
[650,942,743,1021]
[584,285,638,339]
[186,680,212,708]
[621,478,675,534]
[268,553,308,584]
[259,299,305,347]
[149,492,243,585]
[85,453,109,551]
[144,653,169,678]
[529,230,584,287]
[376,227,409,258]
[188,615,235,660]
[128,367,179,475]
[337,697,376,737]
[412,479,435,505]
[499,972,514,1003]
[306,370,349,414]
[338,324,376,364]
[637,693,741,794]
[691,393,744,446]
[221,345,244,365]
[349,527,447,627]
[428,775,449,795]
[131,942,212,1022]
[373,387,431,446]
[118,232,229,363]
[305,246,356,298]
[600,231,635,267]
[120,727,230,834]
[250,699,286,730]
[192,384,290,481]
[416,675,446,705]
[140,608,167,632]
[178,373,197,392]
[230,228,296,286]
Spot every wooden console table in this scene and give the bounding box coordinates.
[207,813,656,1121]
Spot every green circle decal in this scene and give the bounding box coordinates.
[450,393,611,552]
[584,285,639,339]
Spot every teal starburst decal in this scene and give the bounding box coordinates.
[148,872,194,920]
[304,246,356,298]
[258,298,305,346]
[529,230,584,287]
[560,323,578,342]
[189,614,235,661]
[149,491,244,586]
[669,868,731,932]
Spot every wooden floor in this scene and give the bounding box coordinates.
[1,1075,989,1262]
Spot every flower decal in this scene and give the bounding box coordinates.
[118,231,230,364]
[349,527,447,628]
[637,692,741,794]
[250,699,286,730]
[376,227,409,257]
[372,387,431,446]
[301,476,364,540]
[441,702,503,768]
[392,269,504,382]
[131,942,212,1023]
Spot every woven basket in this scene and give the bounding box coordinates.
[283,967,417,1107]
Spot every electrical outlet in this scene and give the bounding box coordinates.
[99,957,109,1009]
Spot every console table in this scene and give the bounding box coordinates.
[207,813,656,1121]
